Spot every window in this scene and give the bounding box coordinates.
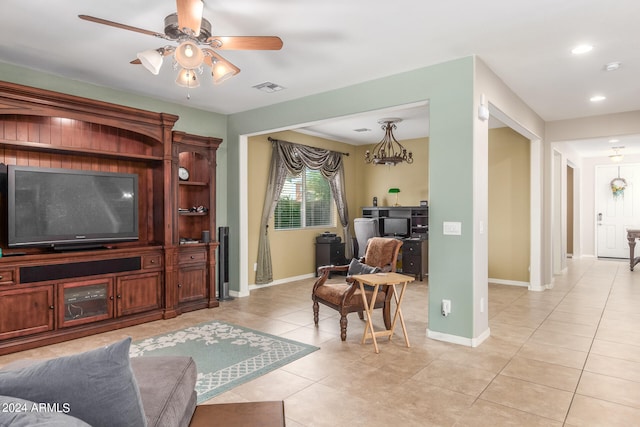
[274,168,333,229]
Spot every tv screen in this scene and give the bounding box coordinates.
[381,217,410,238]
[7,166,139,249]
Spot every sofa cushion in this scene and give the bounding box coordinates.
[0,337,147,427]
[0,395,91,427]
[130,356,197,427]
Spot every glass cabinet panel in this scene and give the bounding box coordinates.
[60,279,112,327]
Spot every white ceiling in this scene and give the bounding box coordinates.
[1,1,639,155]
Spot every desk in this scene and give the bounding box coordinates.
[627,229,640,271]
[351,272,415,353]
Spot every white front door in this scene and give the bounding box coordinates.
[596,164,640,258]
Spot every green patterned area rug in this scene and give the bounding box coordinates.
[130,320,319,403]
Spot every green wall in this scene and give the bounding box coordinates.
[1,56,482,341]
[228,57,476,339]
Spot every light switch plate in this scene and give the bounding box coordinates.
[443,221,462,235]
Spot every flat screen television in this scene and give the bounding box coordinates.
[381,217,410,238]
[6,165,139,249]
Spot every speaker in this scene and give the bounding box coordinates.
[218,226,232,300]
[20,257,141,284]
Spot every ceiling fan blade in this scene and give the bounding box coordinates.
[79,15,169,40]
[203,49,241,84]
[206,36,283,50]
[176,0,204,36]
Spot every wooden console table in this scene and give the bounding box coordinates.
[627,229,640,271]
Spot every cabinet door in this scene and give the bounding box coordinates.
[0,286,54,340]
[178,264,207,303]
[116,272,162,317]
[58,278,113,328]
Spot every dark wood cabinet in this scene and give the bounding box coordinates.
[400,239,428,281]
[173,132,221,313]
[0,81,221,355]
[361,206,429,239]
[116,272,163,317]
[0,286,54,340]
[315,241,346,276]
[177,247,208,304]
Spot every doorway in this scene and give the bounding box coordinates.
[566,164,574,257]
[595,163,640,258]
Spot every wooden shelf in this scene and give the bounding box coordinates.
[0,137,163,162]
[179,181,208,187]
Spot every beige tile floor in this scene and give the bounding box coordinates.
[2,257,640,426]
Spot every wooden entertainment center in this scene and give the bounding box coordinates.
[0,81,221,355]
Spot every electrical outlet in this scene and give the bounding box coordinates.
[442,299,451,316]
[253,263,257,271]
[480,297,485,313]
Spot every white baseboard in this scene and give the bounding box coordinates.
[488,278,529,287]
[247,273,316,292]
[427,327,490,347]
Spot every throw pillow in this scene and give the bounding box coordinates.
[0,337,147,427]
[347,258,380,276]
[0,395,91,427]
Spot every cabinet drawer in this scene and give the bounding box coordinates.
[179,250,206,264]
[402,257,420,273]
[403,243,421,254]
[142,254,163,269]
[0,269,16,286]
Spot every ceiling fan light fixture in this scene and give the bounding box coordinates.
[175,68,200,88]
[208,54,240,84]
[175,40,204,69]
[137,49,163,75]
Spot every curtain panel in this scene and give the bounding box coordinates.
[256,139,351,284]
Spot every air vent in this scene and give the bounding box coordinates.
[252,82,286,93]
[353,128,371,132]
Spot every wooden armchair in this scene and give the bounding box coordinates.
[312,237,403,341]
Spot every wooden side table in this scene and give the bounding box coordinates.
[189,401,285,427]
[627,229,640,271]
[351,272,415,353]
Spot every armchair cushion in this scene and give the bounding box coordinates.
[347,258,380,276]
[314,282,386,307]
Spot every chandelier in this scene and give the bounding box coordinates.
[364,119,413,166]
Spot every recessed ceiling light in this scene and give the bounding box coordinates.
[609,139,620,143]
[604,61,621,71]
[571,44,593,55]
[590,95,606,102]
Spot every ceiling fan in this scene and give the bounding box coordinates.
[79,0,282,89]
